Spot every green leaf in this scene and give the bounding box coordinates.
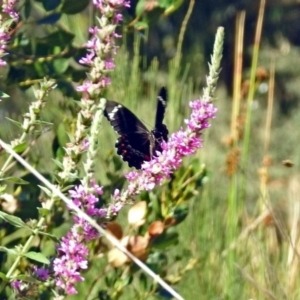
[163,0,184,15]
[15,274,41,283]
[23,251,50,264]
[0,91,10,99]
[139,273,148,292]
[14,274,40,283]
[38,231,59,242]
[5,117,22,129]
[146,252,168,273]
[13,142,28,153]
[34,120,53,126]
[53,58,70,74]
[2,18,15,28]
[0,211,27,228]
[0,246,18,255]
[57,122,70,148]
[158,0,171,7]
[38,29,74,47]
[0,177,29,185]
[0,272,8,281]
[61,184,75,193]
[13,174,49,220]
[150,194,161,215]
[136,0,147,16]
[2,227,32,246]
[38,185,52,197]
[37,207,51,217]
[52,159,63,169]
[172,204,189,225]
[114,276,131,291]
[0,184,7,193]
[151,229,179,249]
[61,0,89,15]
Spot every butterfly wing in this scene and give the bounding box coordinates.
[104,100,151,169]
[104,100,149,135]
[104,88,169,169]
[155,87,167,128]
[152,87,168,153]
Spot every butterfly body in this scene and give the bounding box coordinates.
[104,88,168,169]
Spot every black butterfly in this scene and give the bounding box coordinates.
[104,88,168,169]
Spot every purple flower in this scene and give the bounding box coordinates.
[105,58,115,69]
[115,13,123,22]
[75,80,93,93]
[53,232,89,295]
[33,266,50,281]
[11,280,32,298]
[11,280,23,292]
[2,0,19,21]
[78,52,95,65]
[80,138,90,151]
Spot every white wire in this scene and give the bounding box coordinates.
[0,139,185,300]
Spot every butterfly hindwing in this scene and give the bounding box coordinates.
[155,87,167,128]
[104,88,168,169]
[115,134,151,169]
[152,87,168,152]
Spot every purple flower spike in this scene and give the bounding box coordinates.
[53,180,106,294]
[76,0,130,97]
[117,98,217,198]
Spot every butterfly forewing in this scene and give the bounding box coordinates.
[104,88,168,169]
[104,101,148,135]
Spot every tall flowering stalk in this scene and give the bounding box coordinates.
[58,0,129,185]
[52,0,129,296]
[113,27,224,206]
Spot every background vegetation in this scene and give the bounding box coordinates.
[1,0,300,299]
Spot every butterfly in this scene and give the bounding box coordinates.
[104,88,168,169]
